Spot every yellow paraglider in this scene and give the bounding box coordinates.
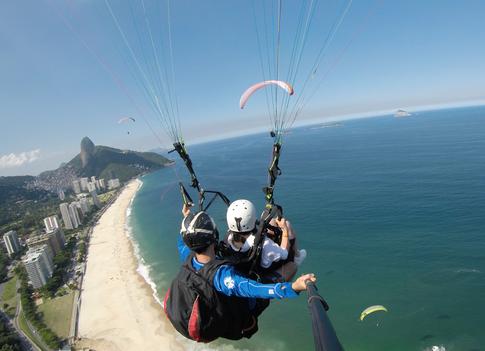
[360,305,388,321]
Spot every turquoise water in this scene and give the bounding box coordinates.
[130,106,485,351]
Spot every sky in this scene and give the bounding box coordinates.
[1,0,484,176]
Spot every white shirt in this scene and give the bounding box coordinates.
[260,237,288,268]
[227,233,288,269]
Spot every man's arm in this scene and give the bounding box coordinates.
[177,203,192,262]
[213,265,315,299]
[177,236,191,263]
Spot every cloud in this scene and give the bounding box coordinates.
[0,149,41,169]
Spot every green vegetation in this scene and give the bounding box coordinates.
[15,266,60,349]
[99,163,141,183]
[0,318,22,351]
[0,251,9,283]
[17,311,49,351]
[78,241,86,262]
[0,176,58,231]
[37,292,75,339]
[98,190,116,204]
[1,275,18,318]
[75,145,170,182]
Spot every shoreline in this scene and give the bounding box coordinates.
[124,189,164,308]
[76,179,184,351]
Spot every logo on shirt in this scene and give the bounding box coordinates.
[224,276,235,289]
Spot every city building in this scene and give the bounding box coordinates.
[107,178,121,190]
[87,182,97,192]
[72,180,81,194]
[27,228,65,257]
[80,177,89,192]
[23,246,54,289]
[91,176,97,182]
[91,190,102,208]
[60,203,74,230]
[79,197,90,215]
[68,203,81,228]
[58,190,66,201]
[3,230,21,257]
[43,215,60,233]
[98,178,106,190]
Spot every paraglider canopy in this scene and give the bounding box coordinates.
[239,80,294,109]
[360,305,388,321]
[118,117,136,135]
[118,117,136,124]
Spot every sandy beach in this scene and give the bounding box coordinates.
[77,179,184,351]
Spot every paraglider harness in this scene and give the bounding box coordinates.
[217,139,289,281]
[163,253,263,342]
[169,140,285,280]
[170,139,344,350]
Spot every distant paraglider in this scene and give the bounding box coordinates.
[360,305,388,321]
[118,117,136,135]
[118,117,136,124]
[239,80,294,109]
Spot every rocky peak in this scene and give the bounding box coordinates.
[80,137,95,168]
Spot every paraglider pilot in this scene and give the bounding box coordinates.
[163,204,316,343]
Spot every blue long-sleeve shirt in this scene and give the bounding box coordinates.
[177,237,298,300]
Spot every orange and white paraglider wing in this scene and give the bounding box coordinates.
[239,80,294,109]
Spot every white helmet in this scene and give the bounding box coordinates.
[226,199,257,233]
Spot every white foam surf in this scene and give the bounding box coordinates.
[124,179,164,307]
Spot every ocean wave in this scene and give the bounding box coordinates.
[453,268,481,274]
[175,333,283,351]
[124,179,164,307]
[423,346,446,351]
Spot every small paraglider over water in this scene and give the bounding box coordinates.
[360,305,388,321]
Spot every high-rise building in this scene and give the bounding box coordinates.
[107,179,121,190]
[87,182,97,192]
[80,178,89,192]
[27,236,54,263]
[98,179,106,190]
[3,230,21,257]
[27,228,65,257]
[60,203,74,230]
[90,190,102,208]
[43,215,60,233]
[23,246,54,289]
[72,180,81,194]
[69,203,81,228]
[58,190,65,201]
[53,227,66,249]
[91,176,97,182]
[79,197,90,215]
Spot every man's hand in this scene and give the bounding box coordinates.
[291,273,316,292]
[275,217,289,232]
[182,203,192,218]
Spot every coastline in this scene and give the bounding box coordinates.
[76,179,184,351]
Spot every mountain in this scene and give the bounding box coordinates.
[0,138,172,229]
[39,137,172,185]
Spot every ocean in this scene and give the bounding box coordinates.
[128,106,485,351]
